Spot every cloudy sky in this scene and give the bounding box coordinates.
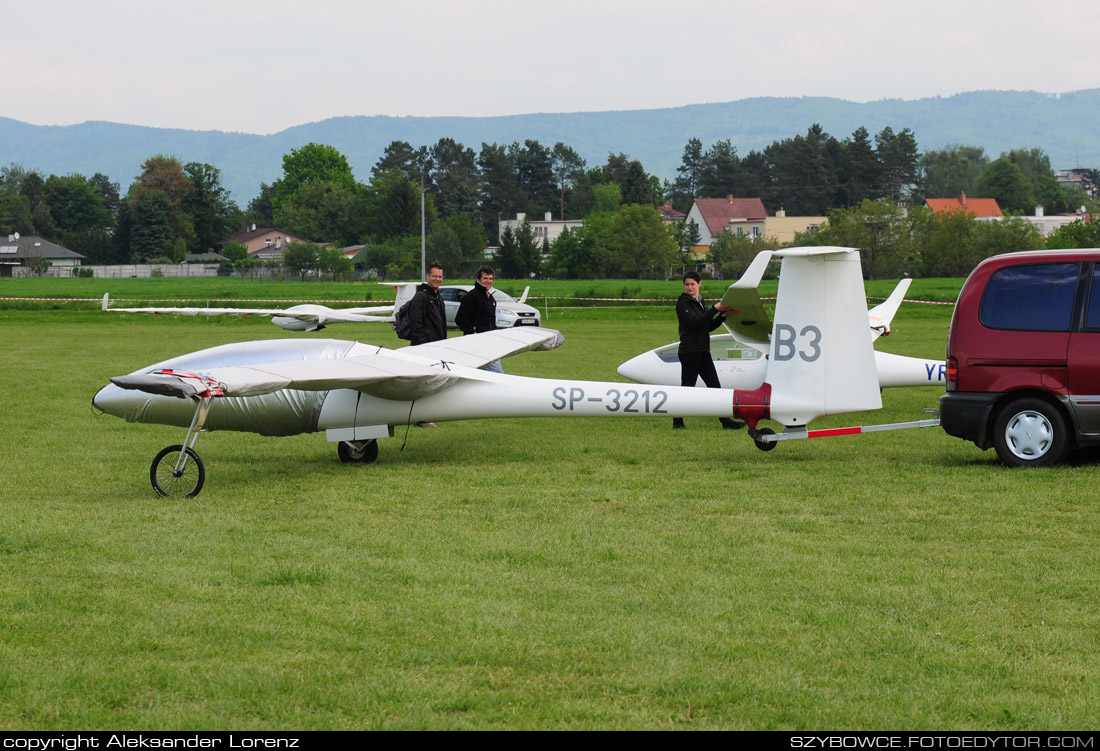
[5,0,1098,135]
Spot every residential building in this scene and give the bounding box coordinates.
[924,193,1003,220]
[1055,168,1095,197]
[684,196,768,252]
[657,202,686,224]
[1020,206,1091,238]
[216,226,315,260]
[764,210,829,244]
[0,235,85,277]
[498,212,583,246]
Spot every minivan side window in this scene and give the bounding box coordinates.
[978,262,1079,331]
[1087,266,1100,330]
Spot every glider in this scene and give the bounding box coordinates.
[617,250,947,390]
[101,283,539,332]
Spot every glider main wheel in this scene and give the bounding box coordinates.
[992,398,1069,467]
[753,427,778,452]
[150,445,205,498]
[338,439,379,464]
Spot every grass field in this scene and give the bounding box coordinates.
[0,274,967,309]
[2,284,1098,730]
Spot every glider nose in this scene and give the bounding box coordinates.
[617,351,667,383]
[93,382,135,419]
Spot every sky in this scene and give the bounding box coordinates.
[5,0,1099,135]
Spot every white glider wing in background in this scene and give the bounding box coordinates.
[102,293,394,331]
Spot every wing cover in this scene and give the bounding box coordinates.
[113,356,460,401]
[402,327,564,369]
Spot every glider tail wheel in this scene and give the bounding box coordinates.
[338,440,379,464]
[753,427,777,452]
[150,445,206,498]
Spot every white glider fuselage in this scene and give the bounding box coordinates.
[92,338,738,440]
[617,336,947,391]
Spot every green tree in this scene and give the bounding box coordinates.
[427,212,487,277]
[915,145,988,202]
[247,182,277,227]
[546,227,596,279]
[167,236,188,263]
[837,127,881,207]
[43,174,111,238]
[220,241,249,263]
[428,137,479,217]
[373,140,427,182]
[590,182,621,214]
[282,242,319,281]
[975,158,1034,213]
[317,246,354,280]
[126,189,175,262]
[514,139,557,218]
[1046,217,1100,249]
[875,126,919,203]
[699,139,742,198]
[600,204,678,279]
[26,254,50,276]
[275,179,368,246]
[550,142,586,219]
[812,199,914,279]
[495,220,541,278]
[708,232,780,279]
[365,169,435,242]
[182,162,241,252]
[669,137,705,211]
[621,161,655,206]
[274,143,356,212]
[360,236,420,280]
[478,142,523,243]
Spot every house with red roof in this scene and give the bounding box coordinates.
[657,202,686,224]
[684,196,768,249]
[924,193,1003,220]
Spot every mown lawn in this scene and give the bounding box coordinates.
[1,299,1097,730]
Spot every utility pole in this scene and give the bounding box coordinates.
[420,171,426,280]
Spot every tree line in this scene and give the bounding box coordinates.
[1,124,1097,280]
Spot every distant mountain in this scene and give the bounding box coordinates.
[2,90,1098,204]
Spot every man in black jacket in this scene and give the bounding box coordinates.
[455,265,503,373]
[673,271,744,430]
[407,263,447,346]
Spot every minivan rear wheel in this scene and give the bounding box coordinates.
[992,398,1069,467]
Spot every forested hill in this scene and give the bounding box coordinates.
[3,89,1098,203]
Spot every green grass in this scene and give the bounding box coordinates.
[2,300,1098,730]
[0,275,967,310]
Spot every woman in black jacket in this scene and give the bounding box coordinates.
[673,271,744,430]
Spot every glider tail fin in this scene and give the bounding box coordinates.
[749,247,882,427]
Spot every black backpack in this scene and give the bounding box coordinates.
[393,299,414,340]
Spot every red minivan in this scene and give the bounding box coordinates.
[940,249,1100,466]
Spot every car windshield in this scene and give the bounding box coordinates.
[490,289,516,303]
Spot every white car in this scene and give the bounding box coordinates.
[438,285,541,329]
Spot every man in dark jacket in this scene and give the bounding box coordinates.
[407,263,447,346]
[673,271,744,430]
[456,266,497,334]
[455,265,503,373]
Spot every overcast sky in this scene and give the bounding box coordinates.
[5,0,1099,135]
